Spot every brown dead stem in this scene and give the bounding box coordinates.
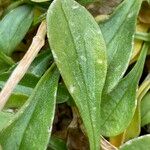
[0,21,47,110]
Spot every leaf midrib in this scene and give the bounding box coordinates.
[60,1,96,147]
[101,59,143,129]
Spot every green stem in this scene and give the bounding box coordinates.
[137,73,150,101]
[33,13,47,26]
[135,32,150,42]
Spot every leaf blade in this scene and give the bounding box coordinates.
[101,43,148,136]
[99,0,142,93]
[120,135,150,150]
[0,65,59,150]
[0,5,33,55]
[47,0,107,149]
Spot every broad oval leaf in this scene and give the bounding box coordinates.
[101,44,148,136]
[0,65,59,150]
[47,0,107,149]
[99,0,142,93]
[0,5,33,56]
[119,135,150,150]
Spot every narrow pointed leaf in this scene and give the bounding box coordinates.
[123,74,150,141]
[0,65,59,150]
[120,135,150,150]
[77,0,100,5]
[101,44,148,136]
[28,50,53,77]
[0,112,14,131]
[0,73,39,108]
[0,5,33,55]
[49,136,67,150]
[141,92,150,126]
[47,0,107,149]
[99,0,142,93]
[0,72,68,108]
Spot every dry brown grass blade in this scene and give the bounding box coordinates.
[0,21,47,111]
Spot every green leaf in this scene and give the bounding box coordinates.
[119,135,150,150]
[101,43,148,136]
[31,0,50,2]
[0,5,33,56]
[0,65,59,150]
[123,74,150,141]
[49,136,67,150]
[0,112,14,131]
[56,83,70,104]
[28,50,53,77]
[47,0,107,149]
[0,51,14,66]
[0,72,68,108]
[0,72,39,98]
[99,0,142,93]
[0,61,10,74]
[123,106,140,142]
[77,0,100,5]
[0,72,39,108]
[141,92,150,126]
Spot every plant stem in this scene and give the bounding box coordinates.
[135,32,150,42]
[137,73,150,101]
[0,21,47,111]
[33,12,47,26]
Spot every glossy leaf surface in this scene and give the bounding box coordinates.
[0,65,59,150]
[47,0,107,149]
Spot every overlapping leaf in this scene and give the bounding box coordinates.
[0,5,33,55]
[101,44,148,136]
[141,92,150,126]
[123,74,150,141]
[0,72,39,108]
[47,0,107,149]
[0,65,59,150]
[120,135,150,150]
[77,0,99,5]
[28,50,53,77]
[0,72,69,108]
[0,112,14,131]
[99,0,142,93]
